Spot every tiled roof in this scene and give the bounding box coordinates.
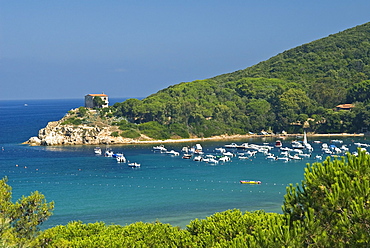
[87,94,108,97]
[336,104,354,109]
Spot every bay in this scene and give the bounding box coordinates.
[0,99,367,229]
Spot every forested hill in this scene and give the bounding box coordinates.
[84,22,370,140]
[211,22,370,107]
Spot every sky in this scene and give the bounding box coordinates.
[1,1,370,100]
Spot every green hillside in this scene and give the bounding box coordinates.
[73,22,370,139]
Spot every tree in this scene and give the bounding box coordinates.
[93,96,105,108]
[283,150,370,246]
[0,177,54,247]
[347,80,370,103]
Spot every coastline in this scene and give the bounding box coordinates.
[117,132,365,145]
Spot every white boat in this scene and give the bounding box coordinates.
[128,162,140,167]
[193,156,203,161]
[303,131,313,151]
[246,150,257,157]
[236,143,249,149]
[94,147,102,155]
[105,149,114,157]
[215,147,226,153]
[276,156,289,162]
[166,150,180,156]
[224,143,238,148]
[153,145,167,152]
[194,143,203,151]
[116,154,126,163]
[207,158,219,164]
[291,141,304,149]
[219,156,231,162]
[223,152,234,157]
[266,154,276,160]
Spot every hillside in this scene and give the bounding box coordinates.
[28,22,370,144]
[109,22,370,140]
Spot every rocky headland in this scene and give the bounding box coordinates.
[23,108,147,146]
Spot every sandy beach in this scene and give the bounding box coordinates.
[127,133,365,144]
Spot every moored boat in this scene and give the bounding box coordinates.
[240,180,262,184]
[116,154,126,163]
[105,149,114,157]
[128,162,140,167]
[275,140,282,148]
[94,147,102,155]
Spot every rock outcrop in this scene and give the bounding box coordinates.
[23,109,148,146]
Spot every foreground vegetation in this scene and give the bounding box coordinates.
[1,150,369,247]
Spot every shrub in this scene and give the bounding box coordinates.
[120,130,141,139]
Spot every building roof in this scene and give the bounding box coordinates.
[336,104,355,109]
[86,94,108,97]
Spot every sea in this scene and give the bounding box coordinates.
[0,99,368,229]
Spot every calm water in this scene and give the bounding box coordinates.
[0,99,367,229]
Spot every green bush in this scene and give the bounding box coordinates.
[61,117,83,125]
[110,131,119,137]
[138,121,170,139]
[120,129,141,139]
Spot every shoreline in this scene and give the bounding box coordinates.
[124,133,365,145]
[23,132,366,146]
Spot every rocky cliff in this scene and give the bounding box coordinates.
[23,108,149,146]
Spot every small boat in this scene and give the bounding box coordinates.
[224,143,238,148]
[275,140,282,148]
[194,144,203,151]
[218,156,231,162]
[291,141,304,149]
[240,180,261,184]
[153,145,167,152]
[238,156,249,160]
[193,156,203,161]
[222,151,234,157]
[215,147,226,153]
[166,150,180,156]
[128,162,140,167]
[207,158,219,164]
[236,143,249,149]
[105,149,114,157]
[116,154,126,163]
[94,147,102,155]
[182,154,192,159]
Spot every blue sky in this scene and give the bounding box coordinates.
[1,1,370,100]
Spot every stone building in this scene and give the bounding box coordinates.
[85,93,109,108]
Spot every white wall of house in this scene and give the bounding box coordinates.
[84,94,109,108]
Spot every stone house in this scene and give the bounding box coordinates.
[85,93,109,108]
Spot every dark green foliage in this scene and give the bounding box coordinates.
[120,129,141,139]
[93,96,105,108]
[110,131,119,137]
[61,117,83,125]
[77,107,88,117]
[347,80,370,103]
[138,121,170,140]
[283,150,370,247]
[0,177,54,247]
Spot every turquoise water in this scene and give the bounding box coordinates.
[0,99,367,229]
